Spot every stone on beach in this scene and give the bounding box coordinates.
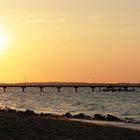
[1,107,17,113]
[63,112,73,118]
[7,108,17,113]
[105,114,121,121]
[24,109,36,116]
[63,113,93,120]
[40,112,53,117]
[94,114,106,120]
[73,113,87,119]
[16,110,25,115]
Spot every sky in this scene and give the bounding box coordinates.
[0,0,140,83]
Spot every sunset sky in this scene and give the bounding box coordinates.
[0,0,140,83]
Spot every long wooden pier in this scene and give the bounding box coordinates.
[0,83,140,92]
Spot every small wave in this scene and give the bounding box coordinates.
[122,111,130,116]
[17,105,26,108]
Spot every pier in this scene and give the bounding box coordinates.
[0,83,140,92]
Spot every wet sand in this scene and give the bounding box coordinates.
[0,111,140,140]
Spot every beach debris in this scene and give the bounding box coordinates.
[94,114,106,120]
[105,114,121,122]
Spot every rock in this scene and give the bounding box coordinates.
[63,112,73,118]
[24,110,36,116]
[1,107,16,113]
[73,113,86,119]
[40,112,47,116]
[105,114,120,122]
[40,112,46,116]
[3,106,10,112]
[16,110,25,115]
[84,115,94,120]
[40,113,62,118]
[94,114,106,120]
[40,113,54,117]
[8,109,17,114]
[0,109,6,113]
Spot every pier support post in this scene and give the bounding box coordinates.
[124,87,128,92]
[111,87,114,92]
[107,87,111,92]
[132,87,135,92]
[3,87,7,92]
[91,87,95,92]
[119,87,122,92]
[21,86,26,92]
[99,87,102,92]
[39,87,44,92]
[57,87,61,92]
[74,87,78,92]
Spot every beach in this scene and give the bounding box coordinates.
[0,110,140,140]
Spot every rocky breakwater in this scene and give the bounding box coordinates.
[63,112,122,122]
[0,107,136,124]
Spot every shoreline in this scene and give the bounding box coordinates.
[0,108,140,140]
[1,107,140,129]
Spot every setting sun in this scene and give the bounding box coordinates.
[0,33,8,47]
[0,29,9,48]
[0,27,10,51]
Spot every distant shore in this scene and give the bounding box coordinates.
[0,109,140,140]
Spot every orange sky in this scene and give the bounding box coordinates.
[0,0,140,83]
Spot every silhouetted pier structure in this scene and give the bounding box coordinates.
[0,83,140,92]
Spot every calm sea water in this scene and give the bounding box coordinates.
[0,87,140,126]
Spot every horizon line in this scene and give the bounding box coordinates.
[0,81,140,84]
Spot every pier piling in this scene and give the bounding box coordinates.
[132,87,135,92]
[21,87,25,92]
[39,87,44,92]
[3,87,7,92]
[57,87,61,92]
[74,87,78,92]
[91,87,95,92]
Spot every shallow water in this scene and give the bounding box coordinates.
[0,87,140,126]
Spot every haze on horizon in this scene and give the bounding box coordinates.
[0,0,140,83]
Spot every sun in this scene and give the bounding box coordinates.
[0,33,8,46]
[0,25,10,51]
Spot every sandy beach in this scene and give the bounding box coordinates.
[0,110,139,140]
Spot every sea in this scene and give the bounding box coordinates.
[0,87,140,128]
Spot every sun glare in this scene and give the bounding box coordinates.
[0,25,10,51]
[0,33,8,46]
